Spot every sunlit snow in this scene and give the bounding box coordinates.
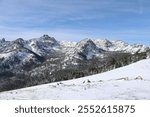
[0,59,150,100]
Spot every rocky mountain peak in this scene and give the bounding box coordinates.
[14,38,24,44]
[39,34,59,47]
[13,38,25,49]
[93,39,113,50]
[74,39,105,60]
[40,34,56,42]
[0,38,5,43]
[76,39,97,49]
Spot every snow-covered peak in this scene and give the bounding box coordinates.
[110,41,149,54]
[93,39,113,50]
[76,39,96,49]
[93,39,149,54]
[14,38,24,44]
[73,39,105,60]
[112,40,128,46]
[39,34,57,44]
[13,38,25,48]
[63,39,105,64]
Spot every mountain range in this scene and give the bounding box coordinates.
[0,34,150,92]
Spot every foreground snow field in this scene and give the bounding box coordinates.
[0,59,150,100]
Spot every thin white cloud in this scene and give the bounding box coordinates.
[1,0,145,24]
[0,0,150,46]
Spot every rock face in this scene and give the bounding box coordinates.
[74,39,105,59]
[0,35,149,92]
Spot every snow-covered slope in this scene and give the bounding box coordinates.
[0,58,150,100]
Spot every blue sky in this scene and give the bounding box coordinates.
[0,0,150,45]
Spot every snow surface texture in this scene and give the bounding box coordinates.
[0,59,150,100]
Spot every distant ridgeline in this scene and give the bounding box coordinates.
[0,35,150,92]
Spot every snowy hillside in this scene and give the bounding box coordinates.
[0,58,150,100]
